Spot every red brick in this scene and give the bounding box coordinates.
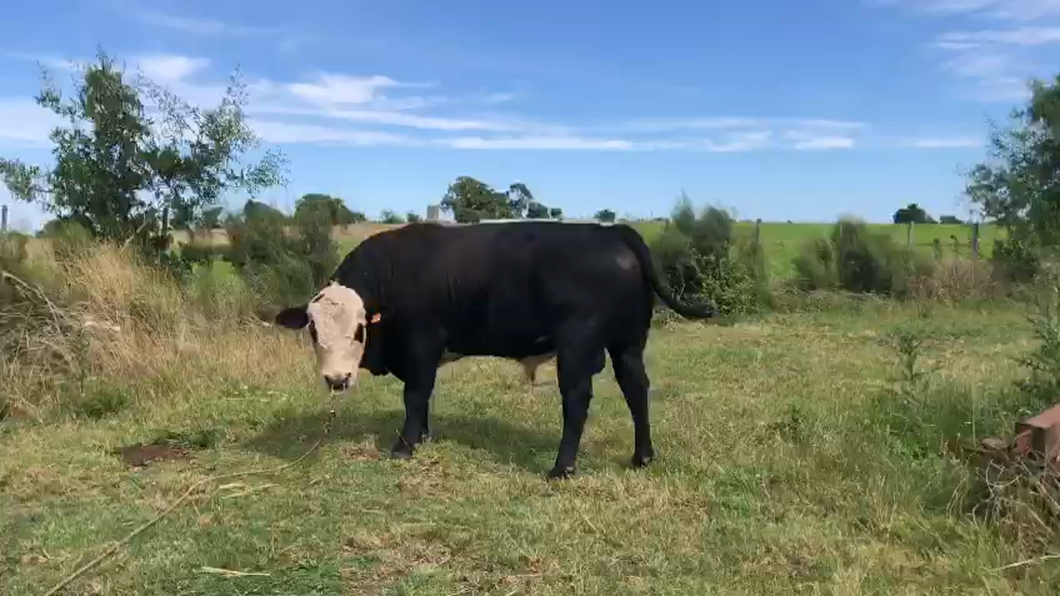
[1014,403,1060,462]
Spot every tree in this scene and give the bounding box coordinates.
[379,209,405,224]
[506,182,534,219]
[406,211,422,223]
[965,75,1060,250]
[0,49,287,251]
[526,202,550,219]
[243,199,285,222]
[201,206,225,229]
[594,208,616,223]
[549,207,563,220]
[439,176,536,223]
[893,203,935,224]
[294,193,359,226]
[938,215,964,225]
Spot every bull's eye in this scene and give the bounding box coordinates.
[354,323,365,343]
[308,321,319,344]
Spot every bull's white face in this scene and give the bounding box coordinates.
[275,281,369,392]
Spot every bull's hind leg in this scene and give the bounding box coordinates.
[608,338,655,468]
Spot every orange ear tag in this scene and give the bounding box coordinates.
[370,313,382,324]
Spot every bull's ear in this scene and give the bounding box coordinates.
[275,305,310,329]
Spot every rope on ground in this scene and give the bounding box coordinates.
[42,404,339,596]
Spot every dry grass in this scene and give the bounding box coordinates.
[168,223,405,253]
[0,242,313,418]
[2,243,1060,595]
[909,257,1004,303]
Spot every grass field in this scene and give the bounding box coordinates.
[4,292,1059,594]
[630,221,1005,280]
[171,220,1005,283]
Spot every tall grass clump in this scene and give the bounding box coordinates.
[651,194,770,316]
[855,292,1060,557]
[0,237,311,419]
[793,218,935,297]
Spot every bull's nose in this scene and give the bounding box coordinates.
[324,373,351,391]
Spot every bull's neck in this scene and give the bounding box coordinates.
[332,248,387,309]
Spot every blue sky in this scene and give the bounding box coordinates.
[2,0,1060,231]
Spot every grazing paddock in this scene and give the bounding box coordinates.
[3,300,1057,595]
[163,220,1003,282]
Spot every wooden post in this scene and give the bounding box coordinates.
[1,205,7,233]
[754,218,762,246]
[907,221,914,248]
[971,222,980,259]
[159,206,170,261]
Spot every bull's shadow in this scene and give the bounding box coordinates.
[243,406,608,475]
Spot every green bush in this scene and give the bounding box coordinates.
[792,218,936,297]
[651,196,769,316]
[990,237,1041,284]
[793,238,838,290]
[225,199,338,311]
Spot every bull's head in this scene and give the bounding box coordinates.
[274,281,381,391]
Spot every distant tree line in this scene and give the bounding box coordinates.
[892,203,964,225]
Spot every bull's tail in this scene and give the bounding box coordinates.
[614,223,715,319]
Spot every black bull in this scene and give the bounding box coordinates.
[276,221,715,478]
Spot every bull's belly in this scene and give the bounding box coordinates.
[439,333,555,369]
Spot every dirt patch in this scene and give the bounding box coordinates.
[113,442,191,467]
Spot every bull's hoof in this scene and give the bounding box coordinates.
[389,449,413,460]
[631,449,655,468]
[390,439,416,460]
[547,465,576,480]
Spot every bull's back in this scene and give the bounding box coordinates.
[361,222,649,353]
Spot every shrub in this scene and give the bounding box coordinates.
[651,195,769,316]
[225,199,338,312]
[991,237,1041,284]
[792,218,936,298]
[793,238,837,291]
[907,257,1000,303]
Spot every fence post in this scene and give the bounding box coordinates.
[907,221,914,248]
[972,222,980,259]
[1,205,7,233]
[159,206,170,262]
[754,218,762,246]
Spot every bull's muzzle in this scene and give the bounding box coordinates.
[324,372,352,392]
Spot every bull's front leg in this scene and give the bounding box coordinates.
[391,363,437,460]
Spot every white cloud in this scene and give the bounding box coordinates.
[2,51,82,72]
[136,55,210,84]
[609,117,866,134]
[784,131,855,150]
[0,97,63,147]
[703,130,774,153]
[445,136,634,151]
[938,46,1037,101]
[288,74,407,105]
[249,120,421,146]
[907,137,983,148]
[879,0,1060,21]
[875,0,1060,102]
[937,26,1060,46]
[127,7,282,36]
[0,49,967,153]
